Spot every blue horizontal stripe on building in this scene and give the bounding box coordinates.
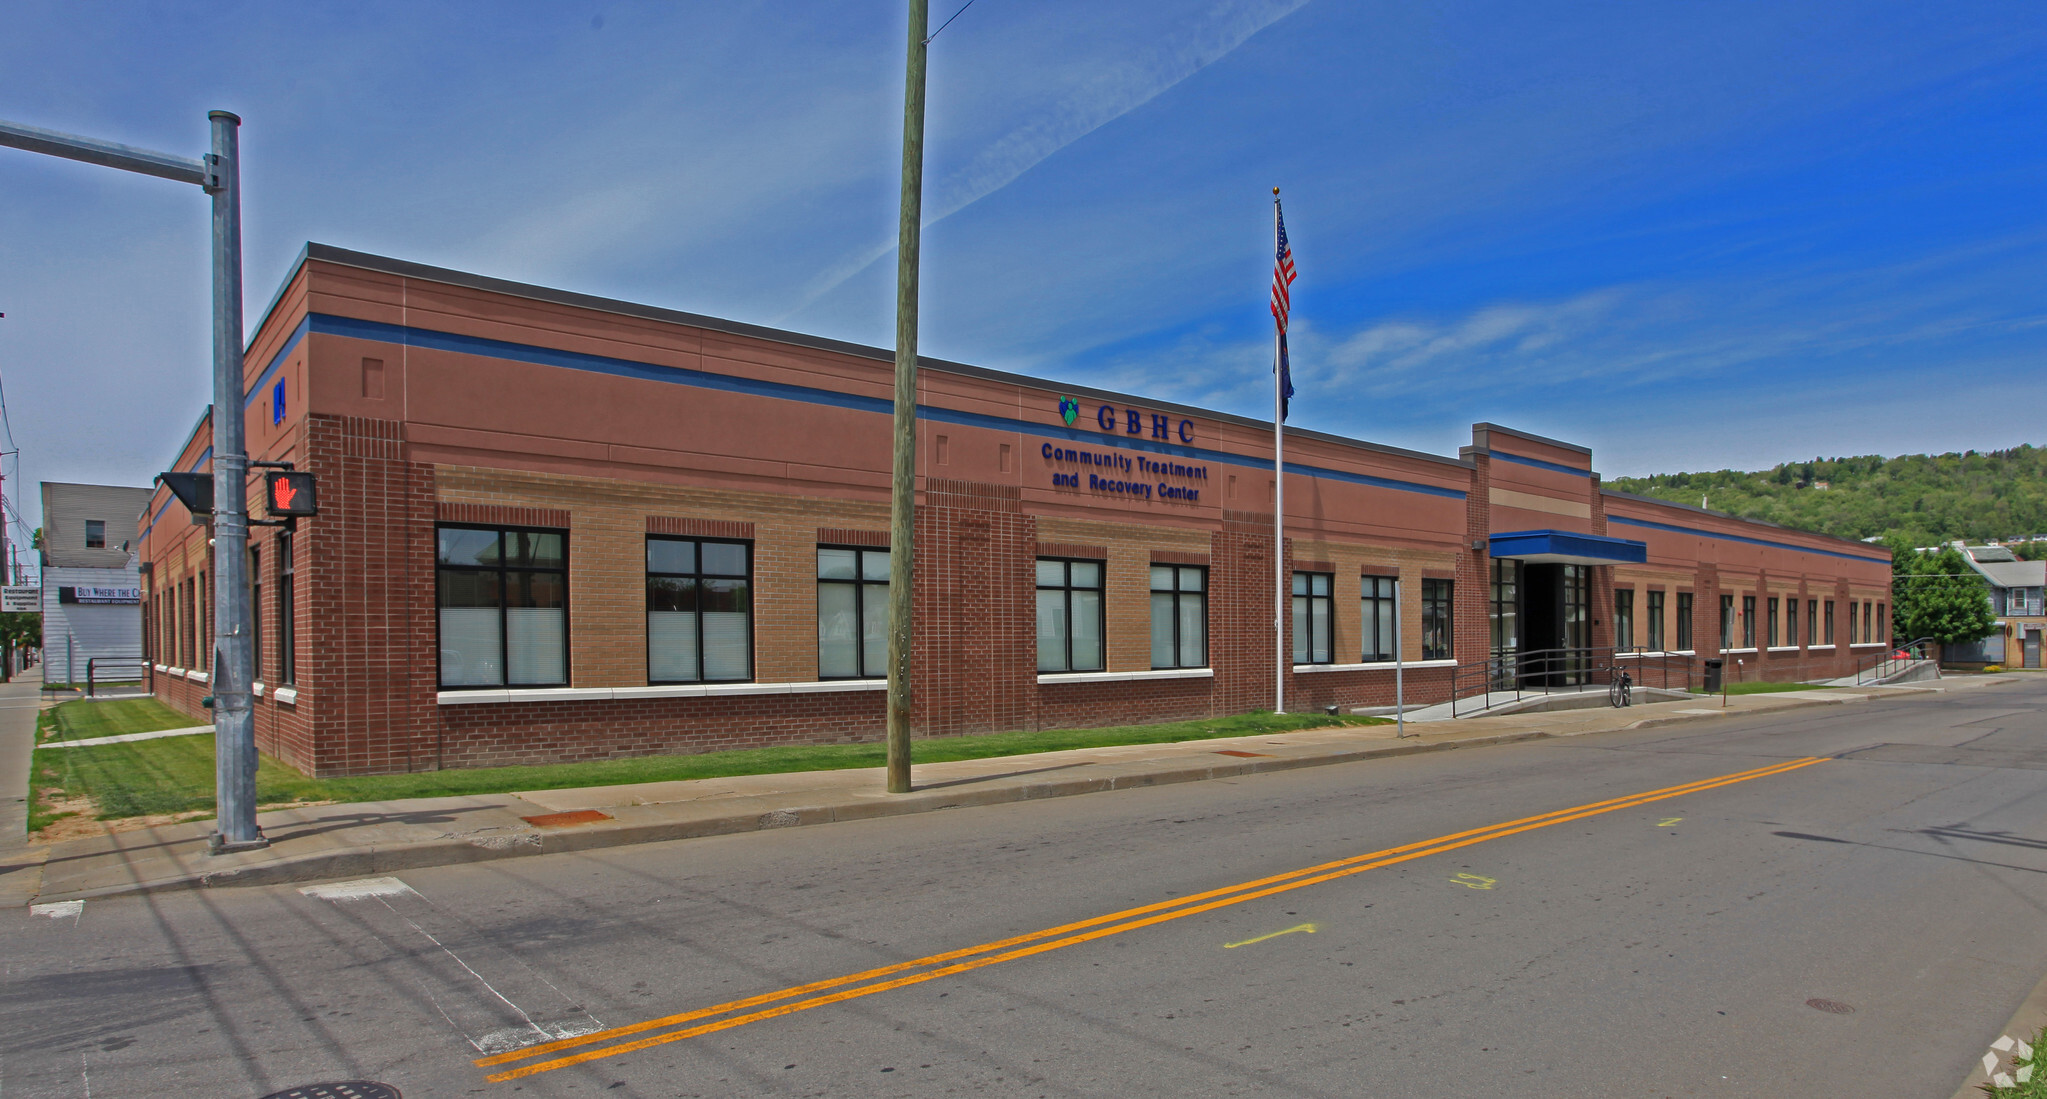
[276,313,1467,502]
[1606,514,1889,564]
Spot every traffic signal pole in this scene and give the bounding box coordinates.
[0,111,264,851]
[205,112,263,851]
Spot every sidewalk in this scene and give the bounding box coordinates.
[0,678,2015,907]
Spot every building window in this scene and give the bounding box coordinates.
[200,570,210,670]
[278,532,295,685]
[1849,601,1860,645]
[1767,597,1779,647]
[1615,588,1635,651]
[1719,595,1733,650]
[648,537,753,683]
[1826,600,1836,645]
[1292,572,1333,665]
[84,519,105,549]
[1807,599,1818,646]
[1742,595,1756,648]
[1150,565,1207,669]
[818,546,890,679]
[1785,596,1798,647]
[1490,559,1520,664]
[1877,602,1887,642]
[1646,590,1665,651]
[1361,575,1397,663]
[1676,592,1693,651]
[1863,601,1873,644]
[1038,558,1105,673]
[436,525,569,688]
[1422,578,1454,661]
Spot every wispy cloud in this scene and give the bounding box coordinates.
[781,0,1309,320]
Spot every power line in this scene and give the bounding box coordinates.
[925,0,978,42]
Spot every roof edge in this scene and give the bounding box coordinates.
[1600,487,1891,557]
[293,244,1472,473]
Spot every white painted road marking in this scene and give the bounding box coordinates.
[300,876,416,901]
[30,900,83,921]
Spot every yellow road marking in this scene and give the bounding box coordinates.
[480,755,1829,1081]
[1450,873,1496,889]
[1658,817,1684,826]
[1224,922,1317,948]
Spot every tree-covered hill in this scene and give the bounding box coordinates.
[1607,444,2047,550]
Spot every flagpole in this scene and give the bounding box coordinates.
[1272,188,1286,715]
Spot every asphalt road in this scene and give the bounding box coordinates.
[7,679,2047,1098]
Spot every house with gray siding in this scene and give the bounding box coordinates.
[40,481,152,685]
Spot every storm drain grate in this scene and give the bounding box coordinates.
[260,1083,402,1099]
[1214,750,1272,758]
[1805,998,1856,1014]
[520,809,614,828]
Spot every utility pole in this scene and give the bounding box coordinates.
[0,112,261,850]
[885,0,930,794]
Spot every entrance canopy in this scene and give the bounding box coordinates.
[1490,529,1647,566]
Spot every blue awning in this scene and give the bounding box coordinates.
[1490,529,1647,566]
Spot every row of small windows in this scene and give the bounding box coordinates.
[147,532,295,685]
[432,525,1453,688]
[1714,595,1885,649]
[1609,589,1886,652]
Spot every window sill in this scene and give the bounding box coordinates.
[1036,668,1215,685]
[1293,659,1457,673]
[1809,645,1835,651]
[273,687,298,706]
[436,680,889,705]
[1617,651,1695,660]
[183,668,209,682]
[252,681,264,697]
[1766,646,1801,653]
[1849,643,1889,649]
[154,663,169,673]
[1720,648,1759,655]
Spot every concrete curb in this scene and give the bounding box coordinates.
[1951,964,2047,1099]
[29,730,1552,903]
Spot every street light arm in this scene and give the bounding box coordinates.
[0,118,207,187]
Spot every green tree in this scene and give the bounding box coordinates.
[1886,539,1996,645]
[0,612,40,650]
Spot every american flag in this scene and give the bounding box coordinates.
[1273,200,1297,420]
[1271,202,1297,332]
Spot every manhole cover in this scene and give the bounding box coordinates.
[259,1085,400,1099]
[1805,997,1856,1014]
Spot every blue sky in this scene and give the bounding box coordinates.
[3,1,2045,554]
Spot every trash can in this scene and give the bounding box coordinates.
[1703,659,1724,692]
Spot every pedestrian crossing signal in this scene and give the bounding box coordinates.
[266,471,318,517]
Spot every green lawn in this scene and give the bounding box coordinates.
[28,704,1388,827]
[39,696,207,742]
[1689,681,1843,695]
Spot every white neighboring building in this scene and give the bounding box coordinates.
[40,481,152,685]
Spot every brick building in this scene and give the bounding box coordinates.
[138,245,1894,776]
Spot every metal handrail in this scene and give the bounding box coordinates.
[1448,645,1695,717]
[1855,637,1936,685]
[86,655,148,698]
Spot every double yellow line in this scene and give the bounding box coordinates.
[478,755,1830,1082]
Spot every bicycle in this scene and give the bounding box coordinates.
[1608,664,1633,708]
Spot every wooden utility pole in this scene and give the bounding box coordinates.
[886,0,929,794]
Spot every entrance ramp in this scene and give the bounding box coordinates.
[1384,683,1690,722]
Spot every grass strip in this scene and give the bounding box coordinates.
[1689,681,1844,696]
[40,697,207,743]
[28,709,1388,825]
